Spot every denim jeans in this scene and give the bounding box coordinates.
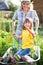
[14,48,30,57]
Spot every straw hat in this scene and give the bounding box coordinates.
[20,0,31,2]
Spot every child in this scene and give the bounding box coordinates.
[13,17,36,62]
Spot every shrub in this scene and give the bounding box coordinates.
[0,30,14,56]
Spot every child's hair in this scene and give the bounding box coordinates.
[23,18,32,29]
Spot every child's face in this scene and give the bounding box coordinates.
[24,21,31,29]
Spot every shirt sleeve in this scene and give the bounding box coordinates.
[12,10,18,20]
[33,10,39,22]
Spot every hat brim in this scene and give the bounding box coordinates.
[20,0,31,2]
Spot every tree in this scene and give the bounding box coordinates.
[9,2,18,12]
[9,1,18,18]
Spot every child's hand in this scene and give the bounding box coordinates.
[14,34,22,39]
[14,34,18,39]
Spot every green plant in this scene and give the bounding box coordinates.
[35,35,43,65]
[0,30,14,56]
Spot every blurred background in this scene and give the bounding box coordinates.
[0,0,43,65]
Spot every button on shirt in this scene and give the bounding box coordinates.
[13,9,39,35]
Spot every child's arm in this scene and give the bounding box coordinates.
[13,32,22,39]
[26,27,34,36]
[27,28,37,44]
[25,25,37,37]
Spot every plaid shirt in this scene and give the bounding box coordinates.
[13,9,39,35]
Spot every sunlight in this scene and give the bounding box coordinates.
[11,0,21,6]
